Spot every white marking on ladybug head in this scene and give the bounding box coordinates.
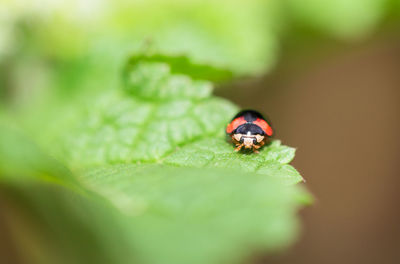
[233,134,242,142]
[255,134,264,143]
[243,137,254,149]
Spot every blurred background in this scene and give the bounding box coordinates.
[219,31,400,264]
[1,0,400,264]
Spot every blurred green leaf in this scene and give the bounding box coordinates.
[0,124,136,264]
[107,0,280,75]
[285,0,387,39]
[0,122,76,188]
[1,0,278,83]
[2,0,398,114]
[81,164,306,264]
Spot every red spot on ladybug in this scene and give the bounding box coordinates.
[226,110,273,153]
[253,118,273,136]
[226,116,247,134]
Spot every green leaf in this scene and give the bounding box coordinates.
[63,55,303,184]
[124,53,233,85]
[0,124,306,264]
[164,139,302,185]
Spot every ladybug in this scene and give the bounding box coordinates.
[226,110,273,152]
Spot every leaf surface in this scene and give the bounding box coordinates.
[64,55,303,184]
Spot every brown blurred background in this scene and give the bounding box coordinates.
[219,31,400,264]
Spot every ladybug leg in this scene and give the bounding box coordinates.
[253,144,261,154]
[231,135,240,144]
[234,143,244,152]
[256,140,265,150]
[231,134,243,152]
[252,139,265,153]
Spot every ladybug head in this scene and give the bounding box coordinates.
[233,133,265,149]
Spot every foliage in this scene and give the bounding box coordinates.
[6,0,397,262]
[0,54,310,264]
[2,0,398,111]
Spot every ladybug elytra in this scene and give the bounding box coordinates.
[226,110,273,152]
